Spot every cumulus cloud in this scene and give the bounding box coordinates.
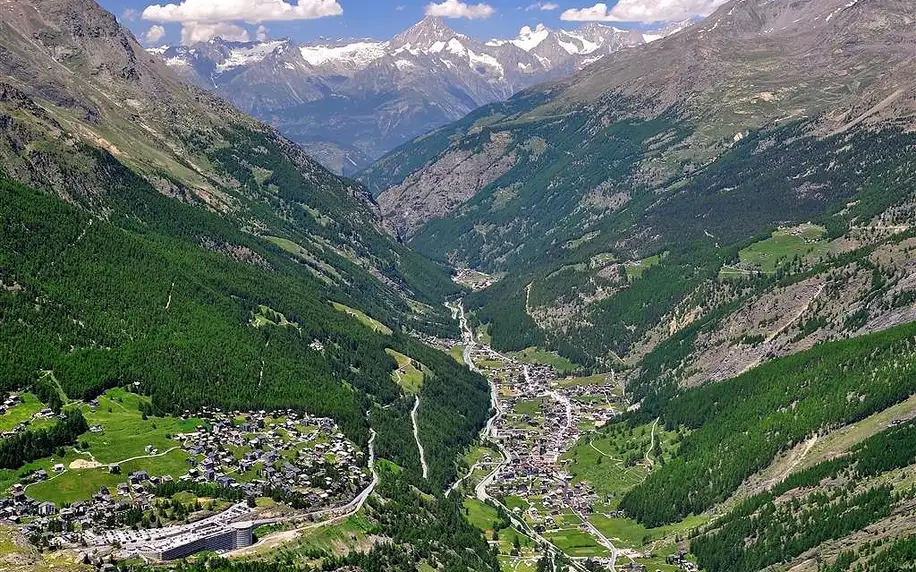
[255,25,270,41]
[526,2,559,10]
[425,0,495,19]
[144,24,167,44]
[561,0,726,22]
[142,0,341,44]
[143,0,343,24]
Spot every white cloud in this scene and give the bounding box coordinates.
[181,22,250,43]
[142,0,341,45]
[142,0,343,24]
[144,24,167,44]
[256,25,270,41]
[425,0,495,19]
[526,2,559,10]
[561,0,725,22]
[122,8,139,21]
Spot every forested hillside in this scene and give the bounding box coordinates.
[0,0,494,495]
[0,171,490,482]
[620,320,916,526]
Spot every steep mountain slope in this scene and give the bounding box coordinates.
[0,0,458,323]
[0,0,490,487]
[364,0,916,372]
[154,17,685,174]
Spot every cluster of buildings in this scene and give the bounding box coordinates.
[0,393,60,438]
[174,408,370,507]
[1,405,371,561]
[87,502,256,561]
[488,363,607,533]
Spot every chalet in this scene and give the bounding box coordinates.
[37,502,57,516]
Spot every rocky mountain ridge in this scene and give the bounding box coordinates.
[151,16,689,173]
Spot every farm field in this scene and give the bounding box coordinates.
[544,528,609,557]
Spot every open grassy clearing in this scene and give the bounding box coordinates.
[463,497,503,532]
[385,349,425,394]
[449,345,465,365]
[330,301,392,335]
[726,223,828,276]
[625,252,668,281]
[510,347,578,374]
[0,449,88,497]
[77,387,202,464]
[0,393,46,433]
[544,528,608,557]
[28,449,191,506]
[250,304,299,329]
[504,495,529,512]
[478,359,505,370]
[564,422,682,506]
[0,387,199,500]
[292,513,374,555]
[589,512,707,551]
[513,399,543,417]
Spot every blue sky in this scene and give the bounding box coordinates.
[102,0,724,46]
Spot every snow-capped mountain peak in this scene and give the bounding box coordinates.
[391,16,457,50]
[513,24,551,52]
[152,17,692,173]
[298,41,388,68]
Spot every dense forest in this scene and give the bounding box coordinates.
[620,321,916,526]
[0,169,489,472]
[691,419,916,572]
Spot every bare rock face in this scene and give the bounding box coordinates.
[377,131,517,239]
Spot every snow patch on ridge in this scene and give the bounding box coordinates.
[217,40,287,72]
[512,24,550,52]
[299,41,388,67]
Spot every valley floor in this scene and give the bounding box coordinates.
[449,302,695,572]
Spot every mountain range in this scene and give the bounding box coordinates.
[151,16,689,173]
[363,0,916,370]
